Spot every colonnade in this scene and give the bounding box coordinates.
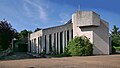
[28,29,73,54]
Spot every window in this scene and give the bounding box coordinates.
[64,31,66,47]
[67,30,69,43]
[57,32,59,54]
[44,35,46,53]
[38,37,39,53]
[71,29,73,39]
[30,40,31,52]
[49,34,52,52]
[54,33,56,53]
[60,32,63,54]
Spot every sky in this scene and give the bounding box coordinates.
[0,0,120,32]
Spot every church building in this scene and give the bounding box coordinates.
[28,11,111,55]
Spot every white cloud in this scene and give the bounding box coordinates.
[23,0,47,21]
[46,0,50,9]
[23,3,32,17]
[39,7,47,21]
[58,12,70,24]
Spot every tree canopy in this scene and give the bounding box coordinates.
[18,29,32,43]
[19,30,32,40]
[0,19,17,51]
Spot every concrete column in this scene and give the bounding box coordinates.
[65,31,68,47]
[69,30,72,41]
[32,39,34,53]
[72,13,81,38]
[39,37,41,53]
[58,32,60,54]
[62,31,65,52]
[46,35,49,54]
[36,37,38,53]
[39,37,42,53]
[41,36,45,52]
[52,34,54,52]
[33,39,36,53]
[55,33,57,54]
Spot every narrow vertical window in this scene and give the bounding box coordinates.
[57,32,59,54]
[71,29,73,39]
[67,30,69,43]
[38,37,39,53]
[60,32,63,54]
[64,31,66,47]
[49,34,52,52]
[54,33,56,53]
[30,40,31,52]
[45,35,46,53]
[32,39,33,52]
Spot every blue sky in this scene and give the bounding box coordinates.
[0,0,120,32]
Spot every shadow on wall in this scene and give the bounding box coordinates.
[93,45,104,55]
[80,26,94,31]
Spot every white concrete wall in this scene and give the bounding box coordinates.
[29,30,42,53]
[93,20,109,54]
[72,13,81,37]
[77,11,100,27]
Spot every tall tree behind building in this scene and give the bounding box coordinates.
[111,25,120,47]
[18,29,32,43]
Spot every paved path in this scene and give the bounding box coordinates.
[0,55,120,68]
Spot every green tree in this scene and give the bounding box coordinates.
[112,25,119,35]
[0,19,17,51]
[111,25,120,53]
[111,25,120,47]
[18,29,32,42]
[65,36,93,56]
[14,30,32,52]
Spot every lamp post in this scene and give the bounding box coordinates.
[12,38,16,52]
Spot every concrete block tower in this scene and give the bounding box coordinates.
[72,11,110,54]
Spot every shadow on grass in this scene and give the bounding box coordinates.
[1,52,115,61]
[0,52,34,61]
[0,53,71,61]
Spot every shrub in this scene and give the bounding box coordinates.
[64,36,93,56]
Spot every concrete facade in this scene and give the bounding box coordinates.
[28,11,111,55]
